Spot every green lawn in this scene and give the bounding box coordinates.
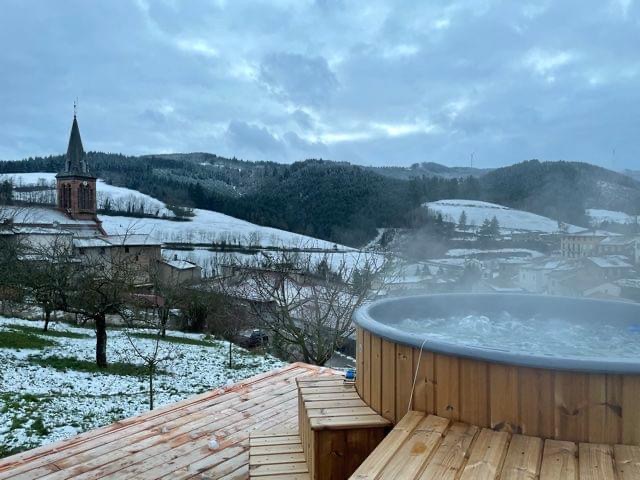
[0,331,57,349]
[28,356,164,376]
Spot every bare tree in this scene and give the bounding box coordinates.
[20,234,76,331]
[120,303,176,410]
[220,251,393,365]
[64,239,143,367]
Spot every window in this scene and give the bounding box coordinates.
[125,247,130,253]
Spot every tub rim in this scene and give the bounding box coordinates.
[353,293,640,374]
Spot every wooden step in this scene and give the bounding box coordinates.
[249,431,309,479]
[297,376,391,480]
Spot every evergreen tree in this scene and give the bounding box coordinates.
[458,210,468,231]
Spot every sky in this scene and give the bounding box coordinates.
[0,0,639,169]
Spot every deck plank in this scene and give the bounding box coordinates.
[501,434,544,480]
[540,440,578,480]
[350,411,426,479]
[377,415,449,479]
[417,422,479,480]
[458,428,510,480]
[578,443,616,480]
[614,444,640,480]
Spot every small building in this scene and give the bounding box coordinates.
[560,229,613,258]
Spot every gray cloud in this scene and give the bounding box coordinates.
[0,0,639,169]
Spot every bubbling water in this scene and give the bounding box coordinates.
[396,311,640,359]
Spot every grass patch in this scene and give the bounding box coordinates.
[0,331,57,349]
[28,355,165,376]
[6,324,90,339]
[129,332,219,347]
[0,444,34,460]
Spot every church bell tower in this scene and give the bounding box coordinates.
[56,112,98,221]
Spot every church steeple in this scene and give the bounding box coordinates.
[62,114,89,175]
[56,110,97,220]
[64,115,89,174]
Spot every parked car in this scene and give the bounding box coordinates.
[234,329,269,348]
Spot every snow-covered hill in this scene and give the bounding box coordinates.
[1,172,339,249]
[1,172,174,218]
[587,208,637,226]
[424,199,583,234]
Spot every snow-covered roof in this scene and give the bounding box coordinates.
[162,259,198,270]
[588,255,634,269]
[1,206,97,226]
[599,236,637,246]
[567,229,619,237]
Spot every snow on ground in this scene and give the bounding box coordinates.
[424,199,583,234]
[587,209,637,226]
[0,317,285,454]
[101,210,338,249]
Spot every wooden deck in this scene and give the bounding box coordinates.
[350,411,640,479]
[0,363,331,480]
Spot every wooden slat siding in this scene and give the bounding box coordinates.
[356,327,364,397]
[410,347,428,413]
[417,422,479,480]
[350,411,425,479]
[459,358,489,427]
[0,365,310,480]
[20,373,307,480]
[578,443,616,480]
[614,444,640,479]
[588,375,623,445]
[380,339,396,421]
[500,434,543,480]
[540,440,578,480]
[377,415,449,479]
[424,351,436,414]
[435,354,460,421]
[555,372,590,443]
[489,363,519,433]
[518,367,554,439]
[370,334,382,413]
[363,330,372,406]
[622,376,640,445]
[459,428,510,480]
[395,344,414,422]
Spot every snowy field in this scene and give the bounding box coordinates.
[424,199,582,233]
[0,317,285,456]
[101,210,338,249]
[587,208,637,226]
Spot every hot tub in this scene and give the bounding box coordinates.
[353,293,640,445]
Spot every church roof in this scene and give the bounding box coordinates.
[56,115,94,178]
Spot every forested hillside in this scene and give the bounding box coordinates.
[2,154,639,246]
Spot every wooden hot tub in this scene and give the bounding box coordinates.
[354,293,640,445]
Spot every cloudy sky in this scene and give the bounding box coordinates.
[0,0,639,169]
